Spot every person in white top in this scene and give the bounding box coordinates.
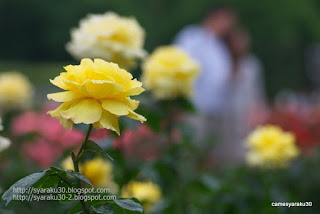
[175,8,266,165]
[174,6,236,114]
[174,7,238,163]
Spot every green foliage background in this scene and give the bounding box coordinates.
[0,0,320,98]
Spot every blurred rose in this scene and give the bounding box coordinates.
[246,125,299,167]
[142,46,199,99]
[11,112,39,136]
[113,124,165,161]
[0,72,33,110]
[66,12,146,70]
[62,157,118,192]
[256,103,320,150]
[89,129,109,142]
[121,181,161,212]
[11,111,85,168]
[22,138,60,168]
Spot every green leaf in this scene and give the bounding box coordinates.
[67,202,84,214]
[83,140,113,161]
[1,169,49,206]
[33,173,61,188]
[68,201,107,214]
[65,170,93,187]
[113,199,143,213]
[90,205,113,213]
[32,167,70,188]
[1,166,93,206]
[47,166,92,187]
[0,209,15,214]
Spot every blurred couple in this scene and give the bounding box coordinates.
[174,6,265,164]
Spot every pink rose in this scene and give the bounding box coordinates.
[22,138,61,168]
[11,112,39,135]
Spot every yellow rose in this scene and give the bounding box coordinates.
[121,181,161,211]
[66,12,146,70]
[47,58,146,134]
[61,156,75,171]
[62,157,118,192]
[0,117,10,152]
[142,45,199,99]
[246,125,299,167]
[0,72,33,109]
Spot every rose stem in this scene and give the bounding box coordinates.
[71,124,93,214]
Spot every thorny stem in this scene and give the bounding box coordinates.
[71,124,93,214]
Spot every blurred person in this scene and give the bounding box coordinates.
[220,27,266,162]
[174,6,236,115]
[175,7,266,164]
[174,6,238,162]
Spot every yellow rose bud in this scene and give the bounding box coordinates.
[47,58,146,134]
[121,181,161,211]
[142,45,199,99]
[246,125,299,167]
[66,12,146,70]
[0,72,33,109]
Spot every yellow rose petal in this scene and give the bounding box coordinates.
[60,99,102,124]
[48,102,75,130]
[80,58,94,67]
[88,70,114,82]
[62,79,90,96]
[124,86,145,97]
[48,102,74,118]
[127,109,146,122]
[101,100,129,116]
[50,77,68,90]
[47,91,83,102]
[59,117,73,130]
[124,98,139,110]
[93,111,120,135]
[85,80,124,99]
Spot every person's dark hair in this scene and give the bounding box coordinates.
[205,3,235,18]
